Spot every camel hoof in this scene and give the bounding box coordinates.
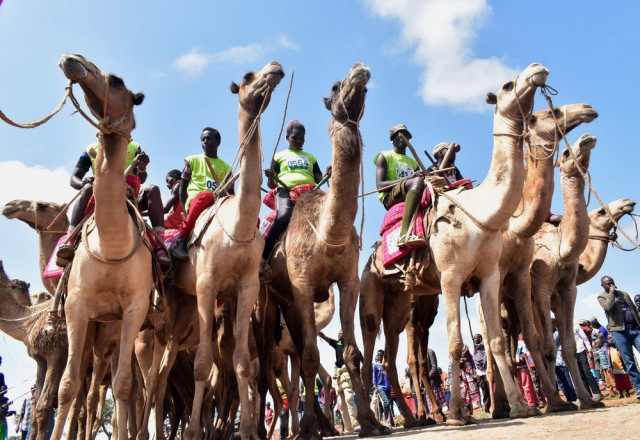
[357,421,391,437]
[491,408,511,419]
[445,417,467,427]
[320,426,339,437]
[580,399,605,410]
[402,417,425,429]
[526,406,542,417]
[424,417,437,426]
[508,405,534,419]
[546,401,578,413]
[432,411,446,423]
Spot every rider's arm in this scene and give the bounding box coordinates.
[164,183,180,214]
[70,153,92,190]
[265,160,279,189]
[313,162,323,184]
[179,161,191,214]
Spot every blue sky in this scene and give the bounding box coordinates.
[1,0,639,419]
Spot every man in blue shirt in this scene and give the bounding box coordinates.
[373,350,393,427]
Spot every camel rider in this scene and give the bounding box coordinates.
[375,124,426,248]
[163,169,183,230]
[262,120,323,265]
[426,142,465,184]
[173,127,233,259]
[57,140,170,264]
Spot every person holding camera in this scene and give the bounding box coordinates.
[597,275,640,400]
[57,140,169,264]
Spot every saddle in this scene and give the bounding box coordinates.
[259,184,315,239]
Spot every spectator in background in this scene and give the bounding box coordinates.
[595,339,616,397]
[264,402,274,429]
[609,335,633,398]
[448,345,480,412]
[591,316,608,345]
[515,334,540,408]
[16,385,35,440]
[574,321,603,400]
[427,349,447,414]
[472,334,491,412]
[553,319,577,402]
[598,276,640,400]
[373,350,393,427]
[400,368,416,417]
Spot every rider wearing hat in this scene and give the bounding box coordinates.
[375,124,426,248]
[426,142,465,185]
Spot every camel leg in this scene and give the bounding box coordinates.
[478,271,539,420]
[338,275,389,437]
[85,351,113,440]
[32,350,66,440]
[266,362,283,440]
[154,343,179,440]
[440,274,475,427]
[50,306,90,440]
[113,304,150,440]
[28,356,47,440]
[513,273,576,413]
[382,298,422,428]
[406,321,426,420]
[234,275,261,440]
[137,335,166,440]
[281,359,297,438]
[555,288,604,409]
[185,277,220,440]
[291,287,322,439]
[289,355,301,438]
[358,269,384,397]
[91,384,109,439]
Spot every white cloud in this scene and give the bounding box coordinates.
[366,0,519,111]
[278,36,300,51]
[0,161,75,206]
[174,41,296,78]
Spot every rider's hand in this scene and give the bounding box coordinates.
[264,168,275,178]
[81,176,95,186]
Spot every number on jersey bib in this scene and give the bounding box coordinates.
[206,177,218,192]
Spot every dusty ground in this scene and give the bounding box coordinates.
[326,399,639,440]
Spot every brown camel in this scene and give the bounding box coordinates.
[530,133,601,409]
[576,198,636,284]
[172,61,284,440]
[484,103,599,416]
[51,54,149,440]
[264,62,376,439]
[9,278,32,306]
[0,260,67,440]
[360,63,549,426]
[2,199,68,295]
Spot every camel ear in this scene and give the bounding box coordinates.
[132,92,145,106]
[26,282,30,289]
[323,97,331,110]
[230,82,240,94]
[485,93,497,105]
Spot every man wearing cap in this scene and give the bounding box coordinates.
[426,142,465,185]
[597,275,640,400]
[375,124,426,247]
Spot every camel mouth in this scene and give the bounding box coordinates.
[59,54,89,82]
[262,62,285,88]
[577,133,597,150]
[348,63,370,86]
[1,207,18,218]
[575,105,599,123]
[525,63,549,87]
[620,200,636,213]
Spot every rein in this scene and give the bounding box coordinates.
[0,82,71,128]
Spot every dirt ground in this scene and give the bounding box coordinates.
[327,399,639,440]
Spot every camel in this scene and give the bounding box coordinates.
[50,54,150,440]
[260,62,377,439]
[530,133,601,409]
[0,260,67,440]
[171,61,284,440]
[576,198,636,284]
[482,103,599,415]
[2,200,68,294]
[9,279,32,306]
[360,63,549,426]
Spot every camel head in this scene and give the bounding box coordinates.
[589,198,636,233]
[229,61,284,116]
[2,199,67,230]
[528,104,598,147]
[34,291,53,304]
[324,62,370,127]
[58,54,144,135]
[558,133,596,176]
[10,279,31,307]
[486,63,549,123]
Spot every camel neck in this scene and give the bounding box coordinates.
[460,112,525,229]
[229,112,262,240]
[93,133,133,256]
[509,145,556,238]
[37,219,69,295]
[557,174,589,262]
[318,126,362,244]
[0,285,31,342]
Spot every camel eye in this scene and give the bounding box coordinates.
[37,202,48,210]
[243,72,254,83]
[529,115,537,124]
[331,82,340,92]
[553,108,562,117]
[598,209,606,215]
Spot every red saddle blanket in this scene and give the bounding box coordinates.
[380,188,431,267]
[259,184,315,239]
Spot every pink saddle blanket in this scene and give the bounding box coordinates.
[259,184,315,240]
[379,188,431,267]
[43,234,67,280]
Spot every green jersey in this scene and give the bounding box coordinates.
[273,149,318,188]
[373,150,419,202]
[86,141,141,175]
[184,154,231,210]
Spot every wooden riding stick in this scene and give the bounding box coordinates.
[398,132,429,175]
